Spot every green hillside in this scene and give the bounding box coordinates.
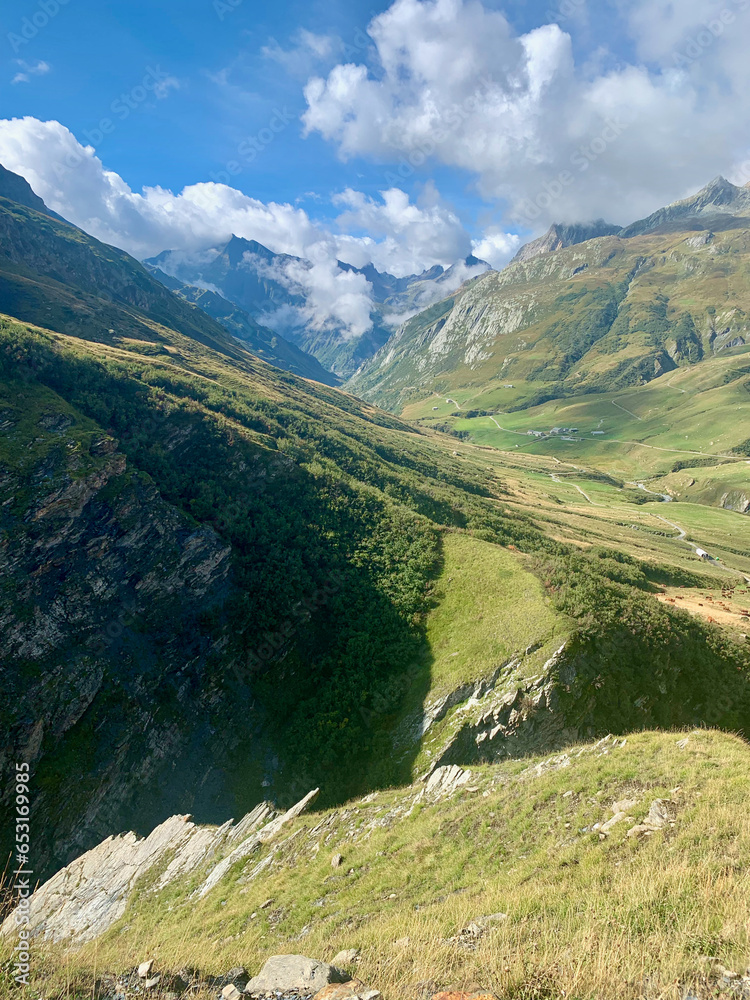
[1,170,749,958]
[348,180,750,431]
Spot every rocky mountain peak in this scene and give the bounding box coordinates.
[511,220,621,264]
[620,175,750,237]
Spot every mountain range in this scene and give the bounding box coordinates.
[1,161,747,885]
[146,239,490,377]
[1,159,749,1000]
[348,177,750,412]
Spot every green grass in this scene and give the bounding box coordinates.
[406,349,750,483]
[14,730,750,1000]
[651,461,750,512]
[423,534,568,697]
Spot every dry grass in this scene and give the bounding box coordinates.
[4,730,750,999]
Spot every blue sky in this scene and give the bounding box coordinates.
[1,0,749,298]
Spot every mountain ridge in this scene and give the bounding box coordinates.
[347,176,750,414]
[146,238,492,377]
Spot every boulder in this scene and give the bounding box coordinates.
[138,960,154,979]
[245,955,347,994]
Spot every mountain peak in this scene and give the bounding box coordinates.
[621,176,750,238]
[512,219,621,264]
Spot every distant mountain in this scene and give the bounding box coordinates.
[146,239,491,377]
[348,177,750,412]
[620,176,750,237]
[145,264,340,386]
[511,221,621,264]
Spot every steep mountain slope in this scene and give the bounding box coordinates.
[1,169,748,895]
[621,175,750,237]
[145,264,340,386]
[348,179,750,414]
[0,163,64,220]
[147,239,490,377]
[510,220,621,264]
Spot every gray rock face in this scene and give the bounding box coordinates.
[0,421,236,878]
[0,789,318,945]
[245,955,347,994]
[424,765,472,799]
[511,221,622,264]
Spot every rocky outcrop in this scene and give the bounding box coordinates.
[0,790,320,945]
[245,955,347,995]
[0,391,243,878]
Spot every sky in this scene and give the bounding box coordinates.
[1,0,750,335]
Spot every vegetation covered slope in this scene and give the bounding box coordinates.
[1,172,749,893]
[10,730,750,1000]
[348,179,750,416]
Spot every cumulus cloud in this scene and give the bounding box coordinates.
[333,183,472,274]
[303,0,750,229]
[471,229,522,269]
[251,249,375,340]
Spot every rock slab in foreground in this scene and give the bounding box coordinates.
[245,955,347,995]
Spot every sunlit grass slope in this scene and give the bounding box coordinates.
[15,730,750,1000]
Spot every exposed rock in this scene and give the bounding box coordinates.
[245,955,347,994]
[449,912,508,947]
[313,981,376,1000]
[144,975,161,990]
[331,853,344,868]
[600,811,633,835]
[138,960,154,979]
[424,765,472,799]
[223,985,244,1000]
[197,788,319,898]
[612,798,639,814]
[511,221,621,264]
[331,950,360,966]
[627,799,674,838]
[0,790,315,944]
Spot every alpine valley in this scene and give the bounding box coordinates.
[1,164,750,1000]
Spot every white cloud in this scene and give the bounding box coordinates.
[472,229,522,269]
[333,183,472,274]
[303,0,750,228]
[11,59,50,85]
[153,74,181,100]
[0,116,492,341]
[262,29,342,77]
[251,249,375,340]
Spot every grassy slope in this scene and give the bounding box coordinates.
[404,348,750,481]
[422,534,566,697]
[349,223,750,416]
[17,730,750,1000]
